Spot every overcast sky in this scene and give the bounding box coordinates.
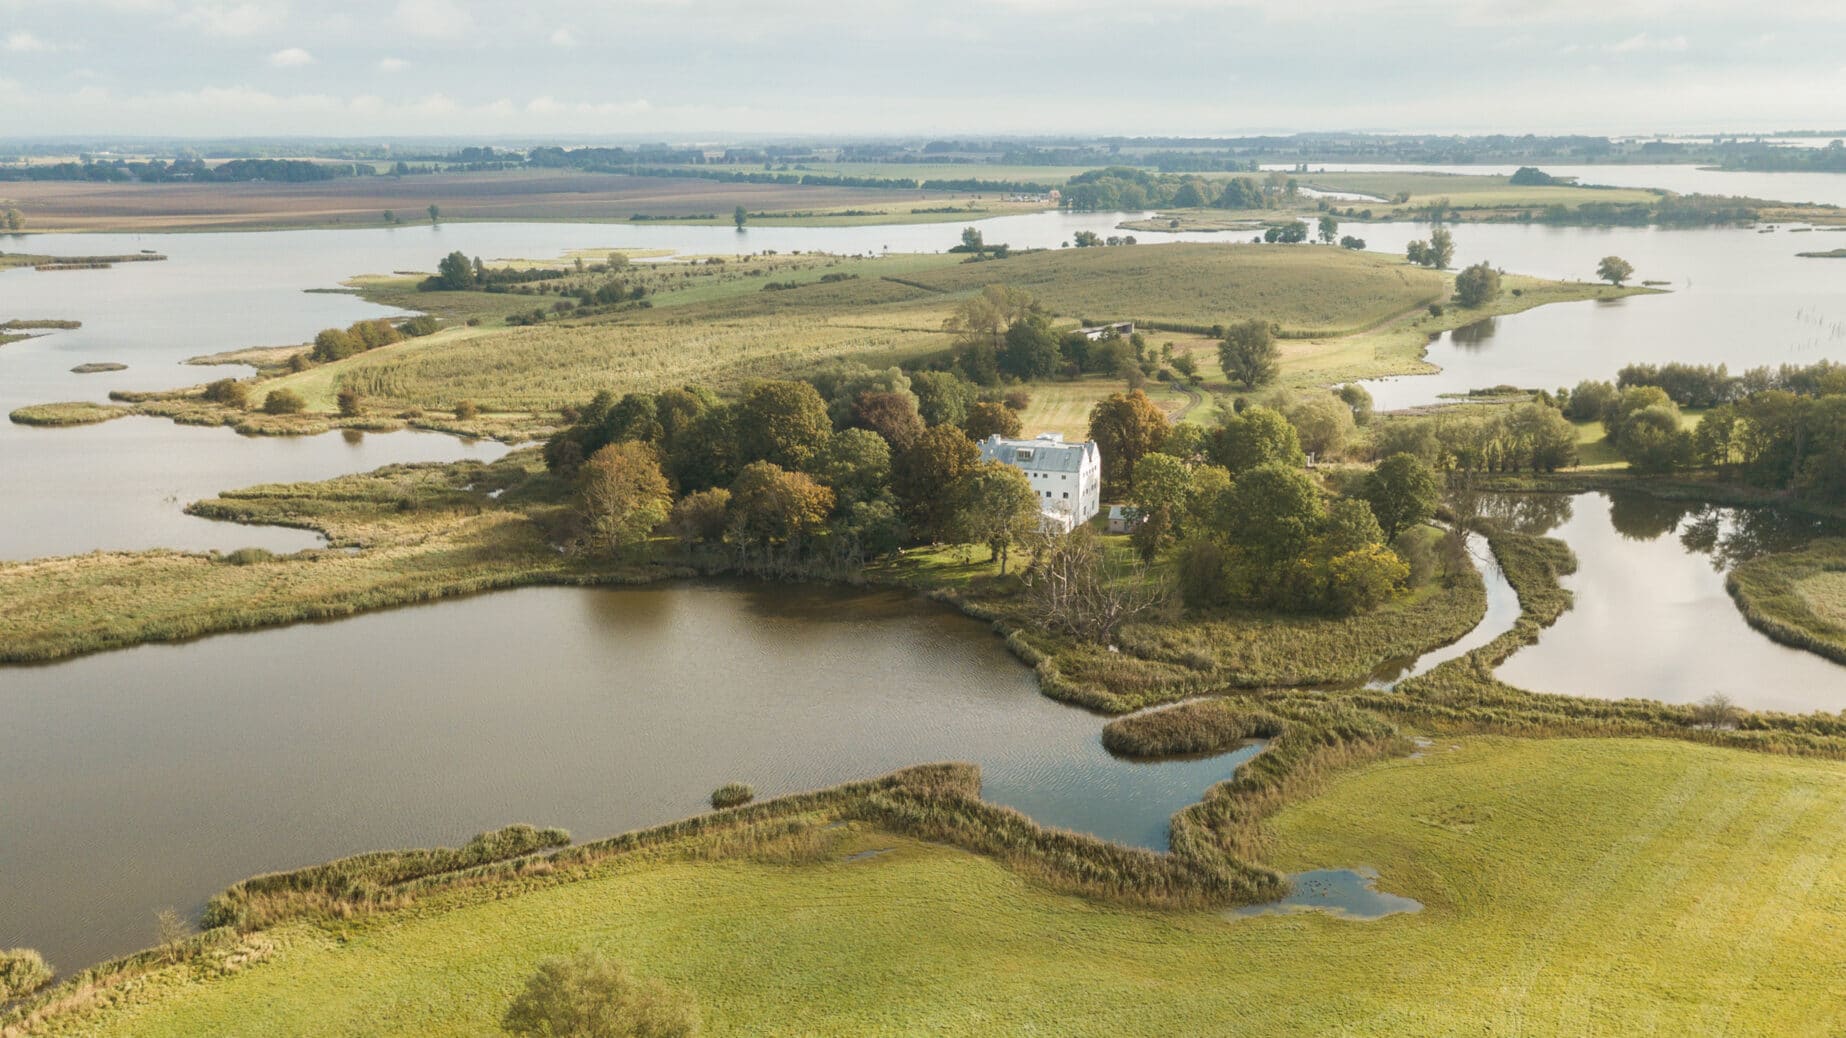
[2,0,1843,140]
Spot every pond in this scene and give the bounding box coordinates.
[1477,492,1846,713]
[0,583,1261,973]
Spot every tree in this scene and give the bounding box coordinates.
[1336,383,1374,425]
[155,908,193,964]
[1317,214,1339,244]
[953,462,1039,573]
[1618,404,1693,474]
[312,327,358,362]
[1217,318,1279,390]
[734,204,748,230]
[1597,255,1635,286]
[943,284,1036,359]
[262,389,306,415]
[911,371,976,428]
[998,313,1061,380]
[336,386,362,417]
[959,225,985,256]
[1509,402,1579,472]
[1428,227,1455,269]
[1126,452,1193,561]
[1088,389,1171,493]
[893,425,980,539]
[964,400,1022,441]
[436,250,474,290]
[1361,453,1442,542]
[1283,393,1356,460]
[810,428,891,506]
[1219,463,1325,598]
[850,390,924,451]
[203,378,249,409]
[669,487,731,547]
[2,208,23,232]
[502,949,700,1038]
[735,380,832,470]
[577,443,672,556]
[426,203,440,223]
[1210,405,1303,473]
[727,461,834,548]
[1453,261,1502,307]
[1025,527,1167,645]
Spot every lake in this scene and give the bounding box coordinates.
[0,583,1258,972]
[1482,492,1846,713]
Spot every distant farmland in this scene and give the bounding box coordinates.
[0,171,974,233]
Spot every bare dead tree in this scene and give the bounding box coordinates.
[1023,527,1169,645]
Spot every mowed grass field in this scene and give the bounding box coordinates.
[51,737,1846,1037]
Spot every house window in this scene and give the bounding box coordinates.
[1062,492,1069,499]
[1016,448,1034,462]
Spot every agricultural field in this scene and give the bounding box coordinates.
[0,171,979,233]
[30,737,1846,1037]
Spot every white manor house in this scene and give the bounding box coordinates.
[977,432,1103,532]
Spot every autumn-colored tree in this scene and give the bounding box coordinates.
[1087,389,1171,493]
[963,400,1023,441]
[951,461,1040,574]
[726,461,834,547]
[735,380,832,471]
[851,390,925,450]
[577,442,672,556]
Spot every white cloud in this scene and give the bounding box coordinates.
[3,30,56,52]
[376,56,408,72]
[392,0,472,39]
[267,46,313,67]
[182,1,287,37]
[1605,32,1688,53]
[549,27,576,47]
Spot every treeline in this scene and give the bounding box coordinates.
[1060,167,1294,212]
[308,315,440,362]
[1533,195,1758,227]
[1561,360,1846,501]
[0,157,358,183]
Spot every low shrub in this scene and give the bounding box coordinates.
[502,949,699,1038]
[262,389,306,415]
[219,548,276,566]
[202,378,248,409]
[710,782,755,809]
[0,948,53,1001]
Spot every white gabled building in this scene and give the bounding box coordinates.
[978,432,1103,533]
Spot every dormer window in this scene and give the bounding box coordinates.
[1015,448,1034,462]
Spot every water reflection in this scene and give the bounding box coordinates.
[1490,491,1846,711]
[1448,317,1498,349]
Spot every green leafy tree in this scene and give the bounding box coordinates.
[959,226,985,255]
[1597,255,1635,286]
[952,461,1040,573]
[1126,452,1193,561]
[1209,405,1303,473]
[894,425,980,539]
[436,250,473,290]
[998,313,1062,381]
[1361,453,1442,541]
[734,204,748,229]
[810,428,891,506]
[1283,393,1356,460]
[911,371,976,428]
[669,487,731,548]
[1453,261,1502,307]
[577,442,672,556]
[1217,318,1279,390]
[1317,214,1339,244]
[1218,462,1325,602]
[1088,389,1171,493]
[502,949,700,1038]
[1428,227,1455,268]
[426,203,440,223]
[2,208,24,232]
[735,380,832,470]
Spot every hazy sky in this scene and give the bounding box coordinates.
[2,0,1843,139]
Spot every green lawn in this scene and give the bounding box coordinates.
[49,737,1846,1037]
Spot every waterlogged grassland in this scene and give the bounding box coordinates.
[0,453,668,663]
[32,738,1846,1037]
[1298,171,1665,217]
[1727,539,1846,665]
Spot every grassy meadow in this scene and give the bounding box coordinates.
[1726,539,1846,665]
[25,737,1846,1037]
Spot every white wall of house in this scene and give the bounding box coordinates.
[977,432,1103,531]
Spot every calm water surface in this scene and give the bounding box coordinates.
[0,583,1258,972]
[1486,492,1846,712]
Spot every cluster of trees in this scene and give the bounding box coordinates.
[1509,167,1561,186]
[1371,402,1580,475]
[1405,228,1455,268]
[1453,261,1502,307]
[1059,167,1300,212]
[308,315,439,363]
[2,208,21,231]
[1693,368,1846,503]
[546,370,1047,573]
[1071,230,1137,247]
[940,286,1165,386]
